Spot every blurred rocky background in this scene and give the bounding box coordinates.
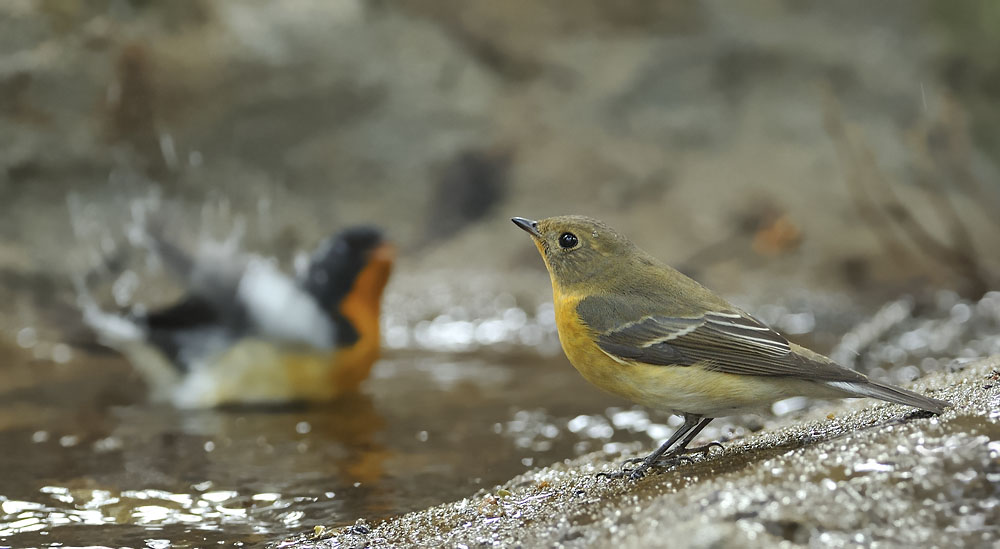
[3,0,1000,344]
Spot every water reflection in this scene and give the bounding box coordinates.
[0,486,312,537]
[0,341,638,546]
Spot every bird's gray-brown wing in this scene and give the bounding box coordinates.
[578,296,865,382]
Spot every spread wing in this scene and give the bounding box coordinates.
[584,300,864,382]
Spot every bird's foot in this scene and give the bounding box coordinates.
[595,456,641,480]
[618,441,723,466]
[594,468,630,481]
[596,442,725,481]
[596,454,691,481]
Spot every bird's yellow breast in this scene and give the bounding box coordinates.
[552,290,626,391]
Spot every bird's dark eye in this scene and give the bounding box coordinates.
[558,232,578,249]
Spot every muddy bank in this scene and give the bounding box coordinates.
[276,356,1000,548]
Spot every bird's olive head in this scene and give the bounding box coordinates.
[511,215,637,290]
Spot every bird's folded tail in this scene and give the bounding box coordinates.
[826,379,950,415]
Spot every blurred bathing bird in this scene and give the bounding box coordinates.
[513,215,949,481]
[81,226,394,408]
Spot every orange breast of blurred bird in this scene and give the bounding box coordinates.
[329,244,393,391]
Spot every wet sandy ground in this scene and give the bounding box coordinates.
[277,356,1000,548]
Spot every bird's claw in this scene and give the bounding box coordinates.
[594,469,629,481]
[595,458,643,481]
[597,442,725,481]
[595,456,675,482]
[649,454,694,469]
[595,463,649,482]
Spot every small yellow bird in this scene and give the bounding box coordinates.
[512,215,949,480]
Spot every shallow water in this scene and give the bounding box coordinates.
[0,341,685,547]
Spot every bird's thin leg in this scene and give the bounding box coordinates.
[648,417,716,466]
[620,415,714,464]
[599,414,712,481]
[640,415,702,459]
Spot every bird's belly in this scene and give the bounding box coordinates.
[568,348,784,416]
[606,362,799,417]
[123,339,357,408]
[178,340,346,408]
[554,303,795,417]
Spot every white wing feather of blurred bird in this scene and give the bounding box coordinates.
[81,230,337,373]
[236,257,334,349]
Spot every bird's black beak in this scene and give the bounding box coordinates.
[511,217,541,237]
